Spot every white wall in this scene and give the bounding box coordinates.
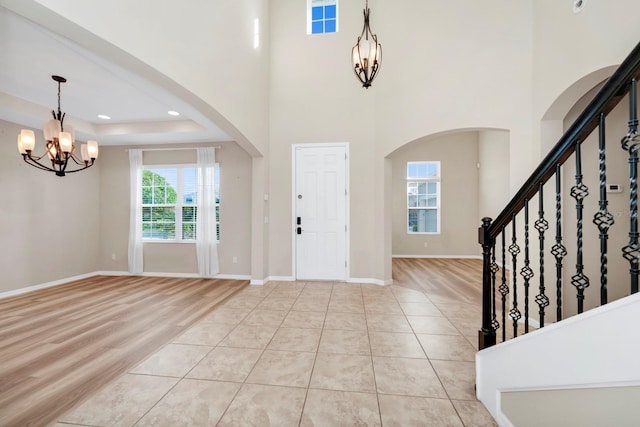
[476,292,640,425]
[502,386,640,427]
[16,0,271,156]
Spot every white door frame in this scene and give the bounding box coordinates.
[291,142,350,281]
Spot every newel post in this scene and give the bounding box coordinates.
[478,217,496,350]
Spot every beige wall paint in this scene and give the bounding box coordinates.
[561,90,630,316]
[374,0,534,192]
[502,386,640,427]
[1,1,639,285]
[532,0,639,158]
[391,132,480,257]
[268,0,377,279]
[0,119,99,293]
[478,130,510,220]
[267,0,532,280]
[98,142,252,276]
[4,0,272,281]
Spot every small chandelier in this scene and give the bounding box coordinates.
[17,75,98,177]
[351,0,382,89]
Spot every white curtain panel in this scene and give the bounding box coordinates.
[196,147,220,276]
[128,149,144,274]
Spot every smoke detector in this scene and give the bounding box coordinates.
[573,0,586,13]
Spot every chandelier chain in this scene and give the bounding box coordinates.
[57,80,61,116]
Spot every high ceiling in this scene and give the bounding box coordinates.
[0,6,231,146]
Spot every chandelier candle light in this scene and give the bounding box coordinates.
[352,0,381,88]
[17,75,98,177]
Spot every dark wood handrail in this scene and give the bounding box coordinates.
[488,41,640,238]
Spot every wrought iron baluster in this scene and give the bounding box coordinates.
[509,215,522,337]
[551,165,567,321]
[570,141,590,313]
[593,113,614,305]
[490,242,500,336]
[499,228,508,342]
[622,78,640,294]
[535,183,550,327]
[520,201,534,333]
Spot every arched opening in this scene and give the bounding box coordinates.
[540,66,618,154]
[386,128,509,260]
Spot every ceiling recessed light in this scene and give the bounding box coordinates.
[168,110,180,116]
[97,114,111,120]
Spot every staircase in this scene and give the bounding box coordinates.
[476,41,640,425]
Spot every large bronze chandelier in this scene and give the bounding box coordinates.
[17,75,98,177]
[351,0,382,88]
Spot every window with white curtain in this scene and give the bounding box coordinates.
[141,165,220,241]
[407,161,440,234]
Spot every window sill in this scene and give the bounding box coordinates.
[143,239,196,244]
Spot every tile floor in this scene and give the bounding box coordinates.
[55,281,497,426]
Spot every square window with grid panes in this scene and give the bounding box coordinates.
[308,0,337,34]
[407,161,440,234]
[141,165,220,241]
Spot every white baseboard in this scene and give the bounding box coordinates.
[250,276,295,286]
[392,254,482,259]
[0,272,98,300]
[96,270,130,276]
[250,276,392,286]
[267,276,295,282]
[348,277,393,286]
[96,270,250,280]
[1,271,253,300]
[213,274,251,280]
[1,269,417,298]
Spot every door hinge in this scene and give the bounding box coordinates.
[345,225,347,232]
[345,260,347,268]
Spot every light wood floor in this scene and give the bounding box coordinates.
[392,258,482,305]
[0,259,483,427]
[0,275,246,427]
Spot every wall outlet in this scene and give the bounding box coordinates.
[607,184,623,193]
[111,253,116,261]
[232,256,238,264]
[423,242,428,248]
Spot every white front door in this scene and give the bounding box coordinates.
[293,144,348,281]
